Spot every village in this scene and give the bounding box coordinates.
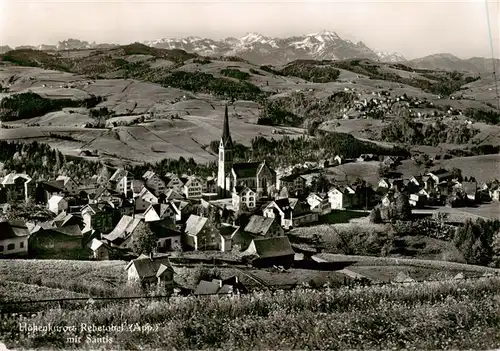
[0,105,499,296]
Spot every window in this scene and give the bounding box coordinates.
[249,202,254,207]
[0,245,3,252]
[20,242,24,248]
[7,243,15,250]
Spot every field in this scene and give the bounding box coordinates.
[2,53,500,169]
[0,259,127,297]
[1,277,500,349]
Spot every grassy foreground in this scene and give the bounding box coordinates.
[1,278,500,350]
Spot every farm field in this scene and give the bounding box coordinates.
[0,259,127,297]
[0,280,88,303]
[1,277,500,350]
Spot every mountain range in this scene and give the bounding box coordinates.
[2,32,499,73]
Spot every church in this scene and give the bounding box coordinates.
[217,105,276,201]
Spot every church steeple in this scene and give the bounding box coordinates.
[221,105,233,148]
[217,104,234,197]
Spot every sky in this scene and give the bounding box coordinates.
[0,0,499,60]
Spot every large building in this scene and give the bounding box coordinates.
[217,105,276,200]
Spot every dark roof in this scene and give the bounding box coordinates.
[232,162,261,178]
[0,220,29,240]
[245,236,294,259]
[429,169,453,180]
[244,215,276,236]
[149,219,182,239]
[221,105,234,149]
[40,180,65,193]
[280,174,303,182]
[126,255,173,280]
[219,223,239,238]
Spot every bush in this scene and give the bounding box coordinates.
[0,92,103,122]
[280,60,341,83]
[220,68,250,80]
[464,108,500,125]
[161,71,264,101]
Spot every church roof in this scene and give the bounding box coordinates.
[221,105,233,148]
[232,162,261,178]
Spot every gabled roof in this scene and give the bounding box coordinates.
[0,220,29,240]
[244,236,294,259]
[102,215,142,243]
[244,215,276,236]
[144,203,170,218]
[109,168,128,183]
[184,215,208,237]
[164,189,184,201]
[1,173,31,186]
[232,162,261,179]
[428,169,453,181]
[194,280,222,295]
[125,255,174,281]
[89,238,111,251]
[48,195,65,204]
[149,219,182,238]
[142,171,156,181]
[235,186,255,196]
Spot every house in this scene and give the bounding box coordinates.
[0,220,29,257]
[143,203,175,223]
[35,180,66,204]
[51,212,83,229]
[242,236,295,268]
[307,193,331,215]
[378,178,391,189]
[55,175,80,196]
[135,187,159,212]
[182,176,203,199]
[328,186,356,210]
[409,193,426,208]
[462,181,478,202]
[142,171,166,197]
[194,276,247,296]
[427,169,453,186]
[219,223,239,252]
[88,238,112,260]
[165,173,184,192]
[149,219,183,253]
[28,225,84,257]
[126,254,175,290]
[48,195,68,215]
[102,215,142,248]
[234,215,284,250]
[183,214,219,251]
[356,154,375,162]
[1,173,33,202]
[81,203,116,234]
[232,186,257,211]
[333,155,344,165]
[263,198,318,229]
[490,186,500,201]
[277,173,306,196]
[162,189,185,202]
[108,168,133,195]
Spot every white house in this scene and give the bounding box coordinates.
[165,173,184,192]
[55,175,80,196]
[109,168,132,195]
[232,186,257,211]
[306,193,331,215]
[0,220,29,257]
[182,176,203,198]
[47,195,68,215]
[142,171,166,196]
[328,186,354,210]
[135,187,159,212]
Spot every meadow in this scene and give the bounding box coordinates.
[1,277,500,350]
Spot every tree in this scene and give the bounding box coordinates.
[491,231,500,268]
[130,222,157,256]
[391,191,412,220]
[369,207,382,224]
